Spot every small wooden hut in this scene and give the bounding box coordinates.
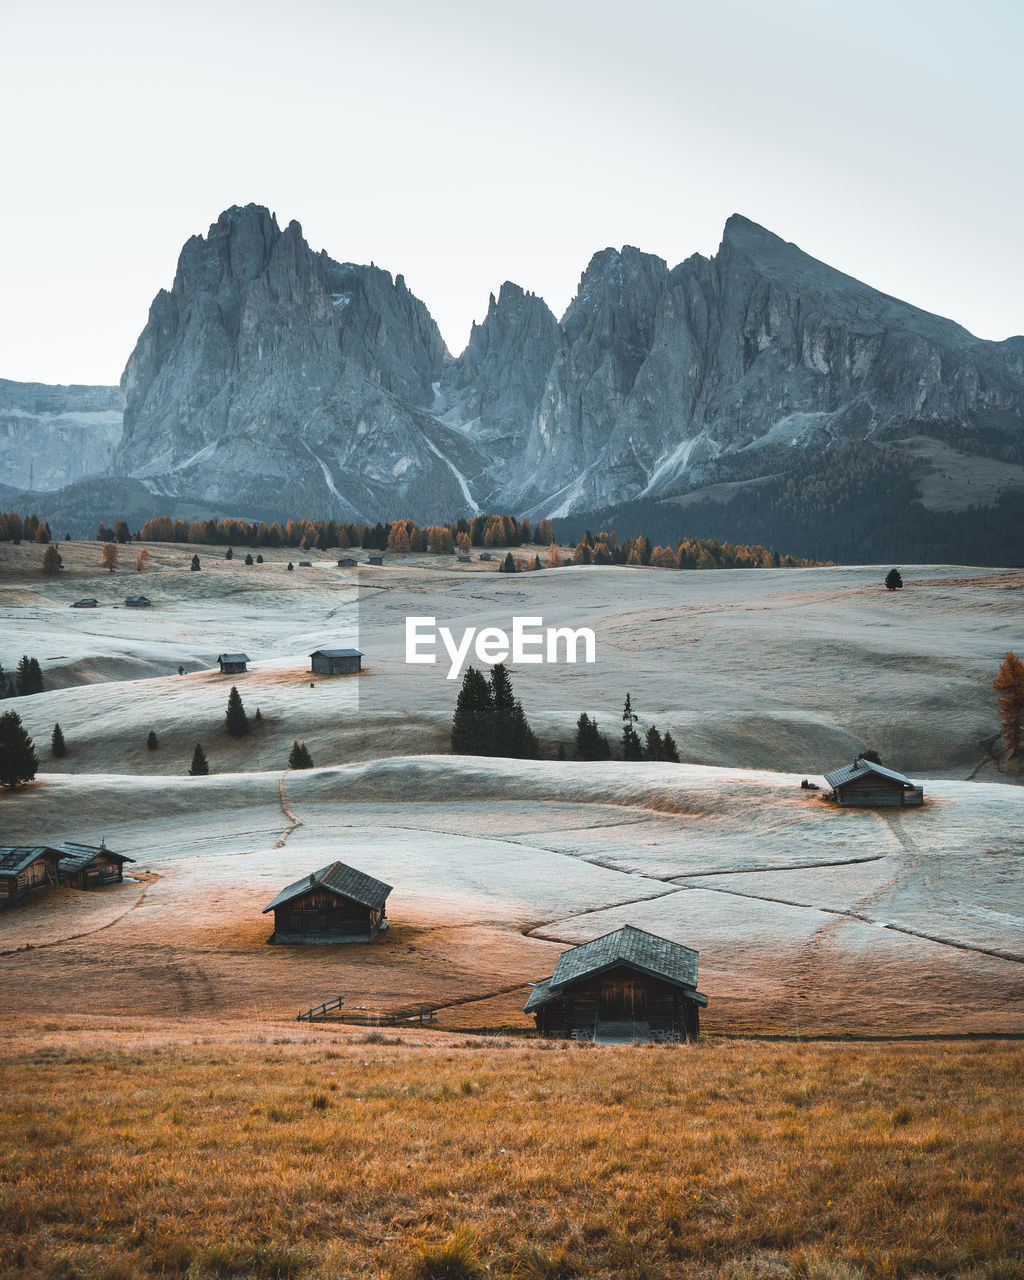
[525,925,707,1042]
[55,841,134,889]
[217,653,250,674]
[71,598,98,608]
[824,758,923,807]
[263,860,392,944]
[310,648,362,675]
[337,557,357,567]
[0,847,62,908]
[367,554,384,566]
[124,595,152,608]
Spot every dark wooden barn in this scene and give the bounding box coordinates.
[824,758,923,807]
[525,925,707,1042]
[217,652,250,674]
[337,557,357,567]
[367,554,384,566]
[124,595,152,608]
[310,648,362,675]
[263,860,392,944]
[55,841,134,889]
[71,598,98,608]
[0,847,62,908]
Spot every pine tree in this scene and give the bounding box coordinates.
[288,740,314,769]
[245,553,254,565]
[499,551,517,573]
[573,713,611,761]
[188,742,209,776]
[660,730,681,763]
[860,749,882,764]
[0,710,39,788]
[287,562,294,571]
[621,693,644,761]
[16,656,43,696]
[42,544,62,574]
[450,666,494,755]
[147,730,159,751]
[50,722,67,758]
[253,707,263,725]
[644,726,664,760]
[225,686,249,737]
[993,651,1024,758]
[225,547,234,560]
[190,554,201,571]
[884,568,903,591]
[256,554,264,563]
[489,663,516,755]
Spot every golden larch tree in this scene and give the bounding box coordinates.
[993,651,1024,758]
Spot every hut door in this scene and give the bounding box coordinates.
[599,976,647,1019]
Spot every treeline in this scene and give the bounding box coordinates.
[0,512,53,543]
[131,513,551,552]
[3,506,816,569]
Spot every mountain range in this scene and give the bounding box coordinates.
[4,204,1024,559]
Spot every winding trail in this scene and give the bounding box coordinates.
[274,772,303,848]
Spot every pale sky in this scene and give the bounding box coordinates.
[2,0,1022,385]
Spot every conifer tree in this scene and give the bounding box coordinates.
[147,730,159,751]
[50,723,67,758]
[225,686,249,737]
[660,730,681,763]
[42,544,62,574]
[288,740,314,769]
[287,562,294,571]
[450,666,494,755]
[573,713,611,761]
[0,710,39,788]
[499,551,517,573]
[190,554,201,571]
[884,568,903,591]
[993,651,1024,758]
[253,707,263,725]
[225,547,234,560]
[16,656,43,696]
[621,693,644,761]
[245,553,254,565]
[644,726,664,761]
[188,742,209,776]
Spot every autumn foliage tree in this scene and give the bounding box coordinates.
[101,542,119,573]
[993,651,1024,759]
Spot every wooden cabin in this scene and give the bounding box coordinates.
[0,847,62,907]
[525,925,707,1042]
[217,652,250,675]
[310,648,362,675]
[824,758,923,807]
[337,557,358,567]
[124,595,152,608]
[55,841,134,889]
[367,554,384,566]
[263,860,392,944]
[71,598,98,608]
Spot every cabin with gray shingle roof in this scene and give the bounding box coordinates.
[525,925,707,1042]
[263,860,392,944]
[310,648,362,675]
[217,653,250,674]
[55,841,135,890]
[0,847,62,907]
[823,758,923,807]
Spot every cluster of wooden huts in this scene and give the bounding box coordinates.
[214,649,363,676]
[0,842,133,908]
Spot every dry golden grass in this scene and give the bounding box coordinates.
[1,1035,1021,1280]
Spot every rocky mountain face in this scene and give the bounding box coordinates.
[24,204,1024,531]
[0,379,121,492]
[118,205,484,522]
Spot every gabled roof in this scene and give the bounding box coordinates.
[0,847,60,876]
[824,759,916,790]
[310,648,363,659]
[524,977,556,1012]
[554,925,700,990]
[54,842,135,872]
[263,860,392,914]
[217,653,250,663]
[124,594,151,604]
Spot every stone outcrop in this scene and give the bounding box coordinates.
[0,379,121,492]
